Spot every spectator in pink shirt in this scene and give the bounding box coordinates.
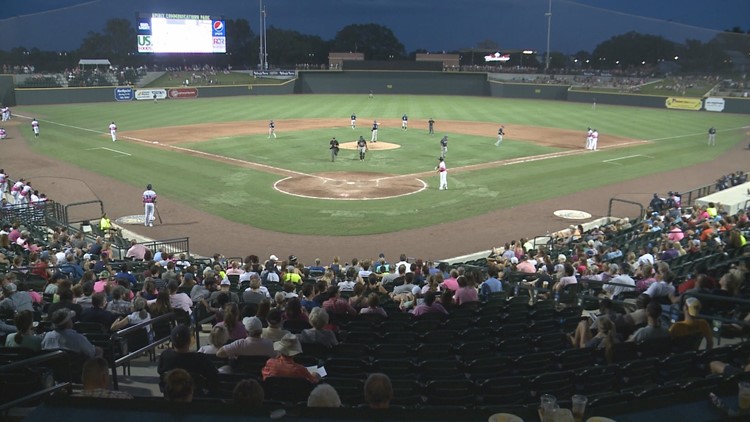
[411,291,448,317]
[439,269,459,292]
[453,275,479,306]
[93,271,111,293]
[516,255,537,274]
[667,223,684,242]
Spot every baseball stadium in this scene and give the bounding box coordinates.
[1,1,750,421]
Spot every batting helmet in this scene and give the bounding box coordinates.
[147,184,152,190]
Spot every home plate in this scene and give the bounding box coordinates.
[553,209,592,220]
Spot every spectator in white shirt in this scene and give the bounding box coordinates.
[168,281,193,315]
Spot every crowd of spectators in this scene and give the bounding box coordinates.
[0,169,749,412]
[715,170,748,191]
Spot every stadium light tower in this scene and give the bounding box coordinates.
[259,0,268,70]
[545,0,552,72]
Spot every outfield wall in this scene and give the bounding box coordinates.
[489,81,569,100]
[15,86,115,105]
[567,90,667,108]
[295,71,489,96]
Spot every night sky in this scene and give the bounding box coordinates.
[0,0,748,54]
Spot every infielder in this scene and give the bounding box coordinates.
[436,157,448,190]
[142,184,157,227]
[428,118,435,135]
[268,120,276,139]
[708,127,717,146]
[109,121,117,142]
[590,129,599,151]
[495,126,505,147]
[350,113,356,129]
[329,137,340,162]
[371,120,379,143]
[357,136,368,161]
[0,127,6,139]
[585,127,593,150]
[440,136,448,158]
[401,114,408,130]
[31,118,40,138]
[0,169,6,193]
[1,107,9,122]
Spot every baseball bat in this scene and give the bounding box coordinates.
[155,204,163,224]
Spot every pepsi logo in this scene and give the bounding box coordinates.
[213,21,224,31]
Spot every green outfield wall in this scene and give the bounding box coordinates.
[295,71,489,96]
[15,86,115,105]
[0,76,15,106]
[567,90,668,108]
[489,81,569,100]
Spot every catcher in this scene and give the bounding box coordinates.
[357,136,368,161]
[329,137,340,162]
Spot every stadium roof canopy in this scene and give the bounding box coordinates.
[78,59,111,67]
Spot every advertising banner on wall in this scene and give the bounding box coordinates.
[135,89,167,100]
[703,97,725,112]
[168,88,198,99]
[665,97,702,111]
[114,87,134,101]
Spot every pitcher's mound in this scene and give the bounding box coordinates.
[274,171,426,200]
[339,141,400,150]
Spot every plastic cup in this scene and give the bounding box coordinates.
[571,394,588,422]
[538,394,557,421]
[739,382,750,412]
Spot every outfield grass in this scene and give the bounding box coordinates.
[15,95,749,235]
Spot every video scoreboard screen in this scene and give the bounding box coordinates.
[137,13,226,54]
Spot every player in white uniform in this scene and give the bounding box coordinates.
[401,114,408,130]
[590,129,599,151]
[585,128,593,150]
[10,179,23,204]
[495,126,505,146]
[268,120,276,139]
[109,122,117,142]
[350,113,356,129]
[0,170,7,194]
[142,184,157,227]
[436,157,448,190]
[1,107,9,122]
[31,118,40,137]
[0,128,6,139]
[371,120,379,143]
[19,182,32,205]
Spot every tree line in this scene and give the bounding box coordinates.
[0,18,748,74]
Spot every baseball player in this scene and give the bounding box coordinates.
[371,120,379,143]
[368,89,373,99]
[590,129,599,151]
[329,137,340,162]
[1,107,8,122]
[350,113,356,129]
[401,114,408,130]
[440,136,448,159]
[585,128,593,150]
[357,136,368,161]
[436,157,448,190]
[109,121,117,142]
[19,181,32,205]
[428,118,435,135]
[142,183,157,227]
[0,127,6,139]
[268,120,276,139]
[495,126,505,147]
[0,169,7,194]
[31,118,40,138]
[708,127,717,146]
[10,179,23,204]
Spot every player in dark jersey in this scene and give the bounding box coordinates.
[329,137,340,162]
[357,136,368,160]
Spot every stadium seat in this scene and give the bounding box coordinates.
[263,376,315,404]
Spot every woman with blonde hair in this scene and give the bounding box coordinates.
[198,325,229,354]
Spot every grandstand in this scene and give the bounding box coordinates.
[1,158,749,421]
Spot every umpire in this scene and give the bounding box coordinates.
[329,137,340,162]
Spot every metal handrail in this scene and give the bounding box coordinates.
[108,312,175,389]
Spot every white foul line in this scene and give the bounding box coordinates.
[100,147,131,156]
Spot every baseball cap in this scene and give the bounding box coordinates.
[220,278,231,286]
[51,308,75,329]
[243,316,263,334]
[269,255,278,261]
[510,257,519,265]
[3,282,17,293]
[288,255,297,263]
[686,297,701,317]
[98,270,110,279]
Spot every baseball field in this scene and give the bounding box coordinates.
[5,93,749,257]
